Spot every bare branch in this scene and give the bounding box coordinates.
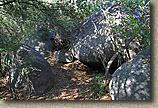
[105,35,137,78]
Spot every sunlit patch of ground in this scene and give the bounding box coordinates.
[0,52,112,100]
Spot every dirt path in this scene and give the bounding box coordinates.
[0,52,112,100]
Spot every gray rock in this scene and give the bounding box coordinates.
[109,47,150,100]
[20,34,55,57]
[53,50,73,63]
[5,45,55,96]
[71,5,139,67]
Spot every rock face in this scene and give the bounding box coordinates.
[71,5,136,67]
[5,44,55,95]
[109,47,150,100]
[20,31,55,57]
[53,50,73,63]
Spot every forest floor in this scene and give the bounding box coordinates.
[0,51,112,100]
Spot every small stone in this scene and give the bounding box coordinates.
[37,97,45,100]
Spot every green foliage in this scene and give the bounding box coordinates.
[0,0,114,76]
[20,64,31,77]
[111,0,150,49]
[0,0,114,52]
[81,75,108,99]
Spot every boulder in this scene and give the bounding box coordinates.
[5,44,55,96]
[20,30,55,57]
[71,5,139,67]
[109,47,150,100]
[53,50,73,63]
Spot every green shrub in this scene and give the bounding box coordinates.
[111,0,150,49]
[81,75,108,99]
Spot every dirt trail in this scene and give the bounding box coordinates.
[0,52,112,100]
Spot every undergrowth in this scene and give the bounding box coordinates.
[81,74,108,99]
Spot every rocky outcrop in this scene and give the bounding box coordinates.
[5,44,55,96]
[53,50,73,63]
[71,5,140,67]
[20,33,55,57]
[109,47,150,100]
[20,28,68,57]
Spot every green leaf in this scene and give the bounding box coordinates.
[0,48,5,52]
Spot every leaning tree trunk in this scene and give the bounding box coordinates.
[0,52,1,74]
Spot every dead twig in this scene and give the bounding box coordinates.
[105,35,137,78]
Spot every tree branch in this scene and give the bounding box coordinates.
[0,0,16,6]
[105,35,137,78]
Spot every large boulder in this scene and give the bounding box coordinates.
[71,5,139,67]
[109,47,150,100]
[5,44,55,96]
[53,50,73,63]
[20,30,56,57]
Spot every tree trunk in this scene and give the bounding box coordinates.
[0,52,1,74]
